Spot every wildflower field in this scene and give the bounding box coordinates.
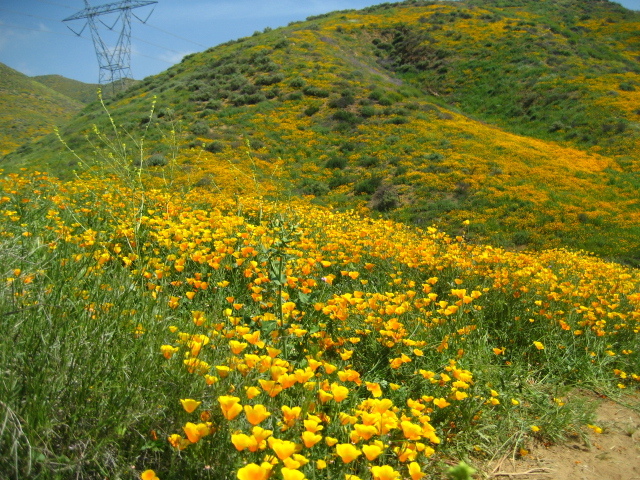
[2,1,640,479]
[1,157,638,479]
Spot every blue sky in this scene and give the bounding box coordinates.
[1,0,638,84]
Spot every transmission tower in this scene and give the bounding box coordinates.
[63,0,157,90]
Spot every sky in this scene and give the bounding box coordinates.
[1,0,638,84]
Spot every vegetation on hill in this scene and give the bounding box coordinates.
[4,0,639,264]
[0,63,84,156]
[32,74,102,104]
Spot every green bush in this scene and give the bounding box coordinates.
[370,184,399,212]
[325,157,347,169]
[204,141,224,153]
[191,121,210,136]
[302,85,330,97]
[304,105,321,116]
[354,176,382,195]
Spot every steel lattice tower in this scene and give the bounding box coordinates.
[63,0,157,89]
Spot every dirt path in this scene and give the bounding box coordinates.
[484,394,640,480]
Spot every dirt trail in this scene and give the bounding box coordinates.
[485,394,640,480]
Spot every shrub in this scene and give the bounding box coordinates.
[302,86,330,98]
[142,153,167,167]
[328,174,351,189]
[304,105,320,116]
[512,230,532,246]
[370,184,399,212]
[191,122,210,136]
[325,157,347,169]
[619,82,636,92]
[204,141,224,153]
[301,179,329,196]
[289,77,305,88]
[354,176,382,195]
[332,110,360,125]
[255,74,285,86]
[328,92,355,108]
[358,156,379,168]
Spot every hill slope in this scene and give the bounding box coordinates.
[3,0,639,263]
[0,63,84,156]
[32,74,101,104]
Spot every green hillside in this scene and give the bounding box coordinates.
[0,63,84,156]
[32,74,101,104]
[3,0,640,263]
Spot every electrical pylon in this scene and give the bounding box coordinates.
[63,0,157,90]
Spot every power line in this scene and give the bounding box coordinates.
[0,7,58,22]
[142,21,208,49]
[34,0,75,9]
[0,21,82,38]
[130,33,186,55]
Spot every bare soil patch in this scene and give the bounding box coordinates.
[485,393,640,480]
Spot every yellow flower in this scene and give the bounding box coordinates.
[251,426,273,443]
[160,345,179,359]
[282,405,302,427]
[587,424,603,434]
[301,431,322,448]
[336,443,362,463]
[400,421,422,440]
[244,404,271,425]
[231,433,258,452]
[530,425,540,432]
[365,382,382,397]
[362,443,384,461]
[453,391,468,401]
[331,383,349,402]
[236,462,272,480]
[269,438,296,460]
[354,423,378,440]
[281,467,306,480]
[218,396,242,420]
[180,398,201,414]
[408,462,426,480]
[182,422,211,444]
[141,469,159,480]
[245,386,261,399]
[259,379,283,397]
[533,341,544,350]
[318,390,333,404]
[325,436,339,447]
[167,434,191,450]
[371,465,400,480]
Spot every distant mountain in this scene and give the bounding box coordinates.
[0,63,83,156]
[32,74,101,105]
[4,0,640,264]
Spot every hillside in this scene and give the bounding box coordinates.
[0,63,85,156]
[3,0,640,264]
[31,74,101,104]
